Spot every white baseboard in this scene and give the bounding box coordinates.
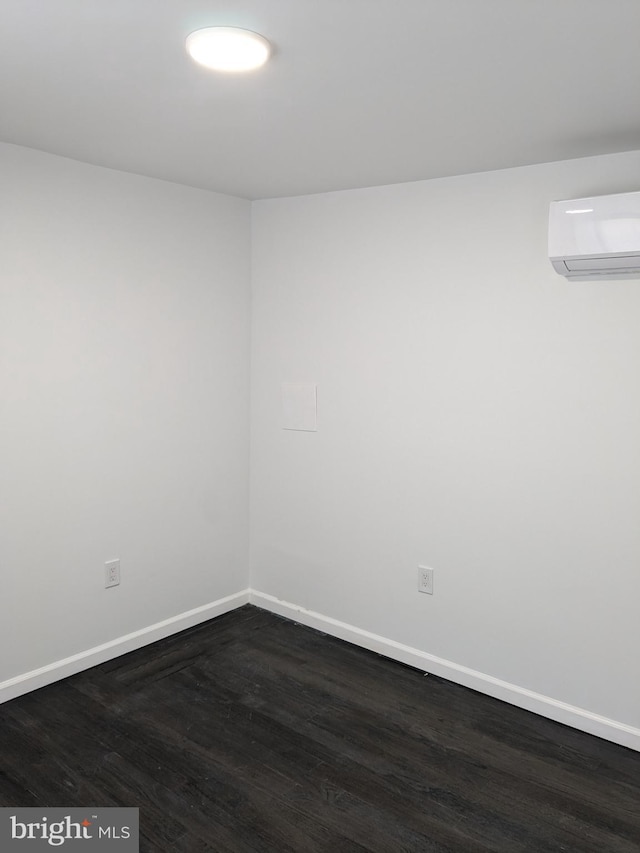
[0,589,250,705]
[250,590,640,753]
[4,586,639,753]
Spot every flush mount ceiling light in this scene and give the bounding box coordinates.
[186,27,271,72]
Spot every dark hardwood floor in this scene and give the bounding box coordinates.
[1,605,638,852]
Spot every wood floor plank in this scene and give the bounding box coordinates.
[1,604,639,852]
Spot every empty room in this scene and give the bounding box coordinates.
[1,1,639,851]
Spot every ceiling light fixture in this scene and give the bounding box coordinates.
[186,27,271,72]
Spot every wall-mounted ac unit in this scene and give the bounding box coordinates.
[549,191,640,280]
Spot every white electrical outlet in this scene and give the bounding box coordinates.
[105,559,120,589]
[418,565,434,595]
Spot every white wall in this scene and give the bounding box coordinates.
[0,143,250,685]
[250,151,640,734]
[3,140,639,746]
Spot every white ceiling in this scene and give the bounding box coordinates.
[1,0,639,200]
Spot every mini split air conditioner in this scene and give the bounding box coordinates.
[549,190,640,280]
